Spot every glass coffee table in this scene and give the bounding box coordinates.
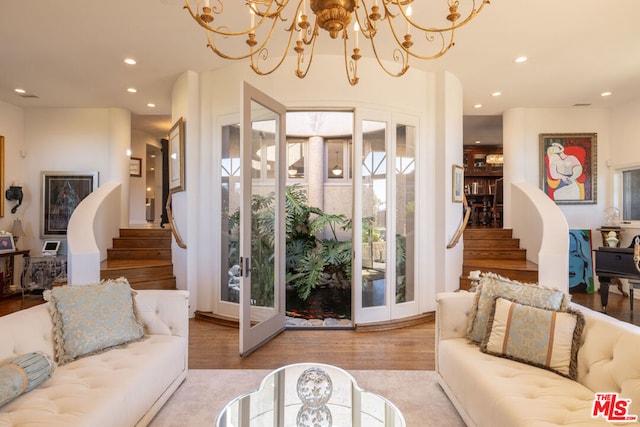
[216,363,405,427]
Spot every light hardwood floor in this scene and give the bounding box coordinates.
[1,291,635,371]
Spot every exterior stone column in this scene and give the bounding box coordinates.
[307,136,324,211]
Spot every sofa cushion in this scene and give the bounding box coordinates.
[43,278,144,365]
[467,273,570,343]
[480,297,584,379]
[0,352,56,407]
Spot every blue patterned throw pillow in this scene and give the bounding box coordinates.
[44,278,144,365]
[0,352,56,407]
[480,297,584,379]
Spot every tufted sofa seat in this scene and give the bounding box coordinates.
[436,291,640,426]
[0,289,189,427]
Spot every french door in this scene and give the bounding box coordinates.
[239,82,286,356]
[353,111,418,323]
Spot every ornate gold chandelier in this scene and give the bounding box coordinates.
[183,0,489,85]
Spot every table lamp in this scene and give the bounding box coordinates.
[11,218,25,250]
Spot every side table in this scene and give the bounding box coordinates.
[21,255,67,296]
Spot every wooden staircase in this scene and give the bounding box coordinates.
[100,228,176,290]
[460,228,538,290]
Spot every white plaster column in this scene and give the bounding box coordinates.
[308,136,324,210]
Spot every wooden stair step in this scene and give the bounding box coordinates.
[101,227,175,291]
[461,227,538,291]
[106,248,172,260]
[464,228,513,239]
[118,228,171,238]
[112,236,171,249]
[464,248,527,260]
[464,238,520,249]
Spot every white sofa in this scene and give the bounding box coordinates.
[0,289,189,427]
[436,291,640,426]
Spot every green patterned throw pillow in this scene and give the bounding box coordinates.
[480,297,584,379]
[467,274,570,343]
[44,278,144,365]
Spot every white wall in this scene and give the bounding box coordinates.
[0,100,27,234]
[608,99,640,249]
[435,72,464,295]
[11,107,130,255]
[503,108,610,229]
[130,129,155,224]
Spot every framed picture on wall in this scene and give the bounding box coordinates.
[129,157,142,177]
[41,171,99,238]
[168,117,185,193]
[539,133,597,205]
[452,164,464,203]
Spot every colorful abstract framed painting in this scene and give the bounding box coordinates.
[539,133,597,204]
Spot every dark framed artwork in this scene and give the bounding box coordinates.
[168,117,185,193]
[129,157,142,177]
[539,133,597,204]
[41,171,99,238]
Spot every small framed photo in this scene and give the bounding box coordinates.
[452,164,464,203]
[168,117,186,193]
[0,233,15,253]
[540,133,597,204]
[129,157,142,177]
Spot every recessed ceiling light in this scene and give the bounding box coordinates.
[601,91,612,97]
[14,88,26,94]
[474,104,482,109]
[475,140,481,144]
[124,58,137,65]
[127,88,137,93]
[492,91,502,97]
[514,56,528,63]
[147,103,156,108]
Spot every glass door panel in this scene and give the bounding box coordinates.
[221,123,241,304]
[240,82,286,356]
[395,124,415,304]
[361,121,387,308]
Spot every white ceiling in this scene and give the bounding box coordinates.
[1,1,639,141]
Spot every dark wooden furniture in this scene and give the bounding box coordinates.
[0,250,30,298]
[594,247,640,312]
[463,146,503,197]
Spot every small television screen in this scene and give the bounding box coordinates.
[43,241,60,254]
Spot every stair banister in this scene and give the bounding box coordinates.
[510,182,569,292]
[67,182,121,285]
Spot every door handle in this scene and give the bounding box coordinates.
[239,257,251,277]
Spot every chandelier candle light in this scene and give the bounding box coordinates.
[183,0,489,85]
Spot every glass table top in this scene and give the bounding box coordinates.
[216,363,406,427]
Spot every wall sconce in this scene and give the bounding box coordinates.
[5,185,23,214]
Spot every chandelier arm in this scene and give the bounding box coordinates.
[249,0,290,20]
[362,26,410,77]
[250,19,300,76]
[205,11,282,62]
[379,6,455,61]
[391,0,490,33]
[184,0,284,36]
[295,24,320,79]
[342,30,360,85]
